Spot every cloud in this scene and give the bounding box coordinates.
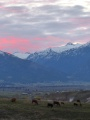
[0,0,90,52]
[70,17,90,27]
[0,37,39,52]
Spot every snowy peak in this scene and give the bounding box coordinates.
[66,42,74,46]
[41,48,56,55]
[34,48,56,56]
[51,43,82,53]
[29,48,57,59]
[27,43,82,60]
[13,52,31,59]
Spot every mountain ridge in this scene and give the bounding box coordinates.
[12,42,82,59]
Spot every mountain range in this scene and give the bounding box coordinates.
[0,42,90,86]
[13,42,81,59]
[27,42,90,84]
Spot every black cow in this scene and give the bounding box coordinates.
[77,100,82,106]
[47,103,53,108]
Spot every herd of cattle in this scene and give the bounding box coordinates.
[11,98,82,107]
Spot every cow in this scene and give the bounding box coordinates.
[53,101,60,106]
[32,99,38,105]
[11,98,16,102]
[74,102,78,106]
[77,100,82,106]
[61,102,65,105]
[47,103,53,108]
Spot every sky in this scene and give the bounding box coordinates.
[0,0,90,53]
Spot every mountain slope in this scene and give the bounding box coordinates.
[0,50,67,85]
[27,43,90,84]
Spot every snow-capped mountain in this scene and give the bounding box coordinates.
[13,42,82,59]
[13,52,30,59]
[28,49,58,61]
[27,42,82,61]
[50,42,82,53]
[27,42,90,84]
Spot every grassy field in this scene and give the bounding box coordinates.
[0,98,90,120]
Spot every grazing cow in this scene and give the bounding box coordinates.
[11,98,16,102]
[74,102,78,106]
[53,101,60,106]
[47,103,53,108]
[77,100,82,106]
[32,99,38,105]
[61,102,65,105]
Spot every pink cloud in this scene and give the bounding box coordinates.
[0,36,89,53]
[0,37,39,53]
[0,36,71,53]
